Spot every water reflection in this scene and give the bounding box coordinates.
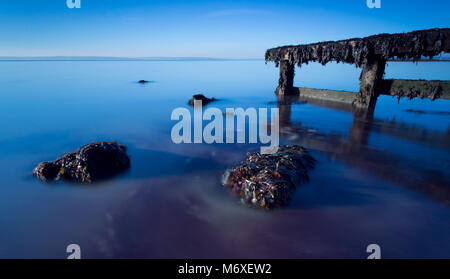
[276,95,450,205]
[74,94,450,259]
[1,60,448,259]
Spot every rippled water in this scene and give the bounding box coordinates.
[0,60,449,258]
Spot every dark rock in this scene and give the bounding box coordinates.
[138,80,150,83]
[222,145,316,210]
[33,162,61,182]
[188,94,217,106]
[33,142,130,183]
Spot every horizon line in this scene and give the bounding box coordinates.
[0,56,264,61]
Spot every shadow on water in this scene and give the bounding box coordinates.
[276,94,450,206]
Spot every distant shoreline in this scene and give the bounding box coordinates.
[1,57,447,62]
[0,57,264,62]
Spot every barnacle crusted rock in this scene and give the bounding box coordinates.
[33,142,130,183]
[222,145,316,210]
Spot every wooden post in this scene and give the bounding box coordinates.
[276,60,296,95]
[356,55,386,109]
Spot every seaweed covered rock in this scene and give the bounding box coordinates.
[33,142,130,183]
[188,94,217,106]
[222,145,316,210]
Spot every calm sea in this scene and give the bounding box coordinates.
[0,60,449,258]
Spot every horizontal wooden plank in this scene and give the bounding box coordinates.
[294,80,450,104]
[380,79,450,100]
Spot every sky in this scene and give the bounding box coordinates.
[0,0,449,58]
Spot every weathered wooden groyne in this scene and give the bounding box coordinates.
[266,28,450,109]
[275,95,450,205]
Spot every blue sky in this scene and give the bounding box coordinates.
[0,0,449,58]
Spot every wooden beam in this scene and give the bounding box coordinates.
[380,79,450,101]
[266,28,450,67]
[294,81,450,105]
[297,88,355,106]
[276,60,296,95]
[356,56,386,109]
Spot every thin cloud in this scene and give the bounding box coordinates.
[205,9,274,18]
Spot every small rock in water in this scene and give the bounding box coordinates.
[188,94,217,106]
[138,80,150,83]
[33,142,130,183]
[222,145,316,210]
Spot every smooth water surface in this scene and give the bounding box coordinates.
[0,60,449,258]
